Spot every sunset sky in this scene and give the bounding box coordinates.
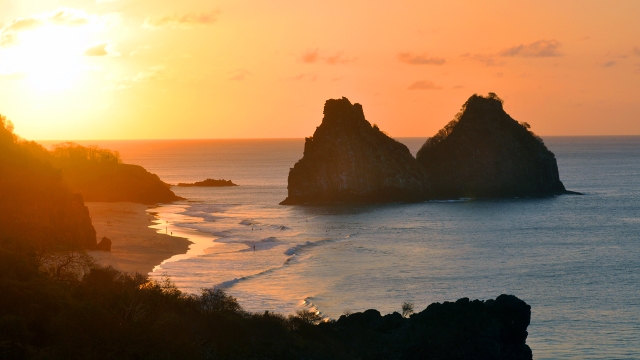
[1,0,639,140]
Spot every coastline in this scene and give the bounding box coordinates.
[86,202,192,275]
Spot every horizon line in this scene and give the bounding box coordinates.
[34,134,640,142]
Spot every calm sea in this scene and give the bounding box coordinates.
[46,137,640,359]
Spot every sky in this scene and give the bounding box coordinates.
[1,0,639,140]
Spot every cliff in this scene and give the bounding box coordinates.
[417,93,571,198]
[281,97,429,204]
[0,117,96,249]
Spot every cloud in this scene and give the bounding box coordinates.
[49,8,91,26]
[143,10,220,29]
[602,60,616,68]
[1,8,103,47]
[289,73,317,81]
[500,39,562,57]
[229,69,249,81]
[301,49,354,64]
[301,49,319,63]
[134,65,167,82]
[460,53,505,67]
[84,43,120,57]
[633,47,640,56]
[325,52,355,64]
[397,52,445,65]
[84,43,108,56]
[407,80,442,90]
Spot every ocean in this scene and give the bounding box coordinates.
[50,137,640,359]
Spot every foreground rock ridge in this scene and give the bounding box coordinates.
[416,93,569,198]
[329,294,532,360]
[281,97,429,204]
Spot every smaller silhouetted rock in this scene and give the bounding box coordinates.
[177,179,238,187]
[96,236,112,251]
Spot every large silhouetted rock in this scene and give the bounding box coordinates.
[281,97,429,204]
[417,93,571,198]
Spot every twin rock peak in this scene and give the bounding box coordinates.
[281,93,575,205]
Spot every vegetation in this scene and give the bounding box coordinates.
[0,234,533,359]
[0,116,96,249]
[416,93,546,160]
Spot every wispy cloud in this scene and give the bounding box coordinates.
[460,53,505,67]
[229,69,249,81]
[134,65,167,82]
[301,49,320,63]
[301,49,354,64]
[633,47,640,56]
[143,10,220,29]
[289,73,317,81]
[500,39,562,57]
[1,8,115,47]
[84,43,120,57]
[601,60,616,68]
[325,52,355,64]
[407,80,442,90]
[85,43,108,56]
[397,52,445,65]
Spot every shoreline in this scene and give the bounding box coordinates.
[86,202,192,275]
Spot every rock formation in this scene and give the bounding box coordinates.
[96,236,112,251]
[281,97,429,204]
[417,93,572,198]
[177,179,238,187]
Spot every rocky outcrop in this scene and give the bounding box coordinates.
[96,236,112,251]
[281,97,429,204]
[177,179,238,187]
[417,93,572,198]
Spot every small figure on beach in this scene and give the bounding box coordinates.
[253,245,256,251]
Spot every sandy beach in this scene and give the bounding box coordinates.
[86,202,192,275]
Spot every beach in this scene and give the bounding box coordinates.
[86,202,191,275]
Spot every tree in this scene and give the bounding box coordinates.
[402,301,414,318]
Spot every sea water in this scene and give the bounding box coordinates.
[59,137,640,359]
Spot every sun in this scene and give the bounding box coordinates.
[2,24,91,92]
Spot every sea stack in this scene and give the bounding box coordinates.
[281,97,429,204]
[416,93,568,198]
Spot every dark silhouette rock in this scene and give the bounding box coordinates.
[177,179,238,187]
[326,294,532,360]
[281,97,429,204]
[96,236,111,251]
[416,93,575,198]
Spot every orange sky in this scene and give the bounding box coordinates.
[1,0,639,140]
